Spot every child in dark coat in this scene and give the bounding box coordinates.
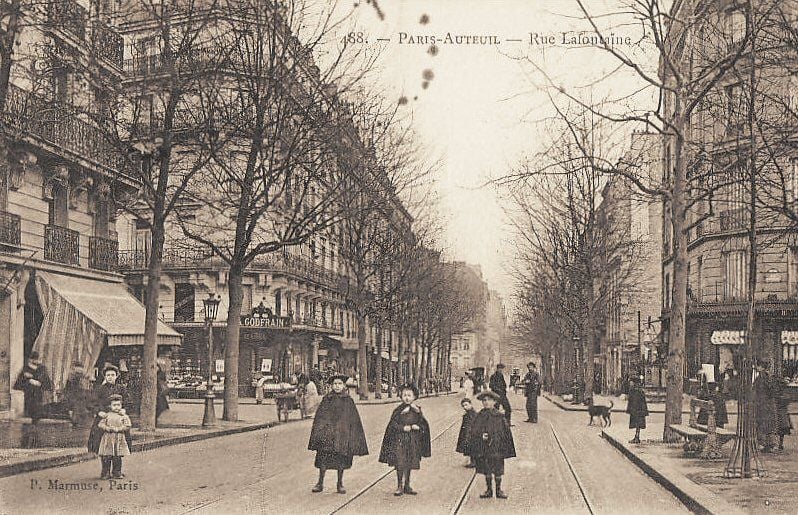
[470,390,516,499]
[627,378,649,444]
[379,383,431,496]
[456,398,477,467]
[308,374,369,494]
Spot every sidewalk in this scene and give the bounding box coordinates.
[602,414,798,514]
[0,390,456,478]
[0,400,280,478]
[543,392,798,415]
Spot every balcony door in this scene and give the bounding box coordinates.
[48,181,69,228]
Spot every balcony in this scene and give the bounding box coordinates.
[47,0,87,41]
[0,211,21,248]
[89,236,119,271]
[3,84,125,175]
[124,47,225,77]
[291,313,344,335]
[93,21,124,69]
[719,209,747,232]
[45,225,79,265]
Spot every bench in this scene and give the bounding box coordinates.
[668,398,735,459]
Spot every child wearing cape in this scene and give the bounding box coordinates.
[456,397,477,467]
[308,374,369,494]
[469,390,516,499]
[378,383,431,496]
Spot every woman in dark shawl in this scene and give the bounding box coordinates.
[308,374,368,494]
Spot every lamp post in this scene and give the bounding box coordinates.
[202,293,221,427]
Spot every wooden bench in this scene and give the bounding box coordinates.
[668,398,735,459]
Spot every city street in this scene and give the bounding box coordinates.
[0,395,689,514]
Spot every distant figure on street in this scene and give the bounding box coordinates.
[97,394,131,479]
[463,374,475,398]
[489,364,512,425]
[775,373,793,451]
[379,383,431,496]
[309,365,322,392]
[522,362,541,423]
[13,351,53,424]
[63,360,91,427]
[754,361,777,452]
[697,382,728,429]
[470,390,516,499]
[302,379,321,418]
[456,397,477,468]
[509,369,520,394]
[627,377,648,444]
[308,374,368,494]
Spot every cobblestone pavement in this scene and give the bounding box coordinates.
[0,394,689,514]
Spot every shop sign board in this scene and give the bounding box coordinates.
[215,359,225,373]
[241,315,291,329]
[261,358,272,372]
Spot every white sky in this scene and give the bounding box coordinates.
[331,0,654,316]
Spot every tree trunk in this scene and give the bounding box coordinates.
[356,310,368,399]
[396,325,404,384]
[223,267,245,421]
[387,328,394,397]
[664,117,688,442]
[139,221,165,432]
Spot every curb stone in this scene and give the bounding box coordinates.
[601,429,746,515]
[0,421,278,479]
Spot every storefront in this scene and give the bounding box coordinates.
[26,271,182,405]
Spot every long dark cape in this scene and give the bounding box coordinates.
[378,403,431,465]
[456,410,477,454]
[308,391,369,457]
[468,408,516,459]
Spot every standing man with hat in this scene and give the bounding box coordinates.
[522,362,541,423]
[489,363,512,425]
[13,351,53,424]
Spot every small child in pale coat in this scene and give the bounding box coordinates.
[98,394,131,479]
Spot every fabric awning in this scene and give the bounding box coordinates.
[32,271,182,394]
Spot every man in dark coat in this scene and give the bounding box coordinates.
[14,351,53,423]
[775,374,793,451]
[308,373,368,494]
[626,377,648,444]
[522,362,541,423]
[489,364,512,425]
[379,383,431,495]
[156,363,170,421]
[754,362,777,452]
[470,390,516,499]
[87,365,132,455]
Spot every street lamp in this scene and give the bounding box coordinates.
[202,293,221,427]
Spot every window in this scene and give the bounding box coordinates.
[788,74,798,112]
[723,250,748,301]
[789,158,798,203]
[789,248,798,297]
[274,290,281,316]
[174,284,195,322]
[697,256,703,302]
[242,285,252,314]
[724,8,746,45]
[725,83,745,135]
[48,181,69,227]
[664,273,671,309]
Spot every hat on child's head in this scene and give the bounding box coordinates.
[327,373,349,384]
[103,364,120,375]
[108,394,123,402]
[29,351,40,360]
[476,390,501,402]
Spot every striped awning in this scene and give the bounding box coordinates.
[32,271,181,395]
[711,330,745,345]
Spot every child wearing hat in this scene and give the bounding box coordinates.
[379,383,431,496]
[308,373,369,494]
[97,394,131,479]
[456,397,477,467]
[469,390,516,499]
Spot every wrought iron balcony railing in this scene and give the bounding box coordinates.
[0,211,21,247]
[3,84,125,174]
[48,0,87,41]
[89,235,119,271]
[45,224,79,265]
[92,21,124,68]
[124,47,225,77]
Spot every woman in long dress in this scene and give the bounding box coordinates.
[302,379,321,418]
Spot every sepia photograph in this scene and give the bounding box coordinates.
[0,0,796,513]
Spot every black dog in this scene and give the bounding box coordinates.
[587,398,613,427]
